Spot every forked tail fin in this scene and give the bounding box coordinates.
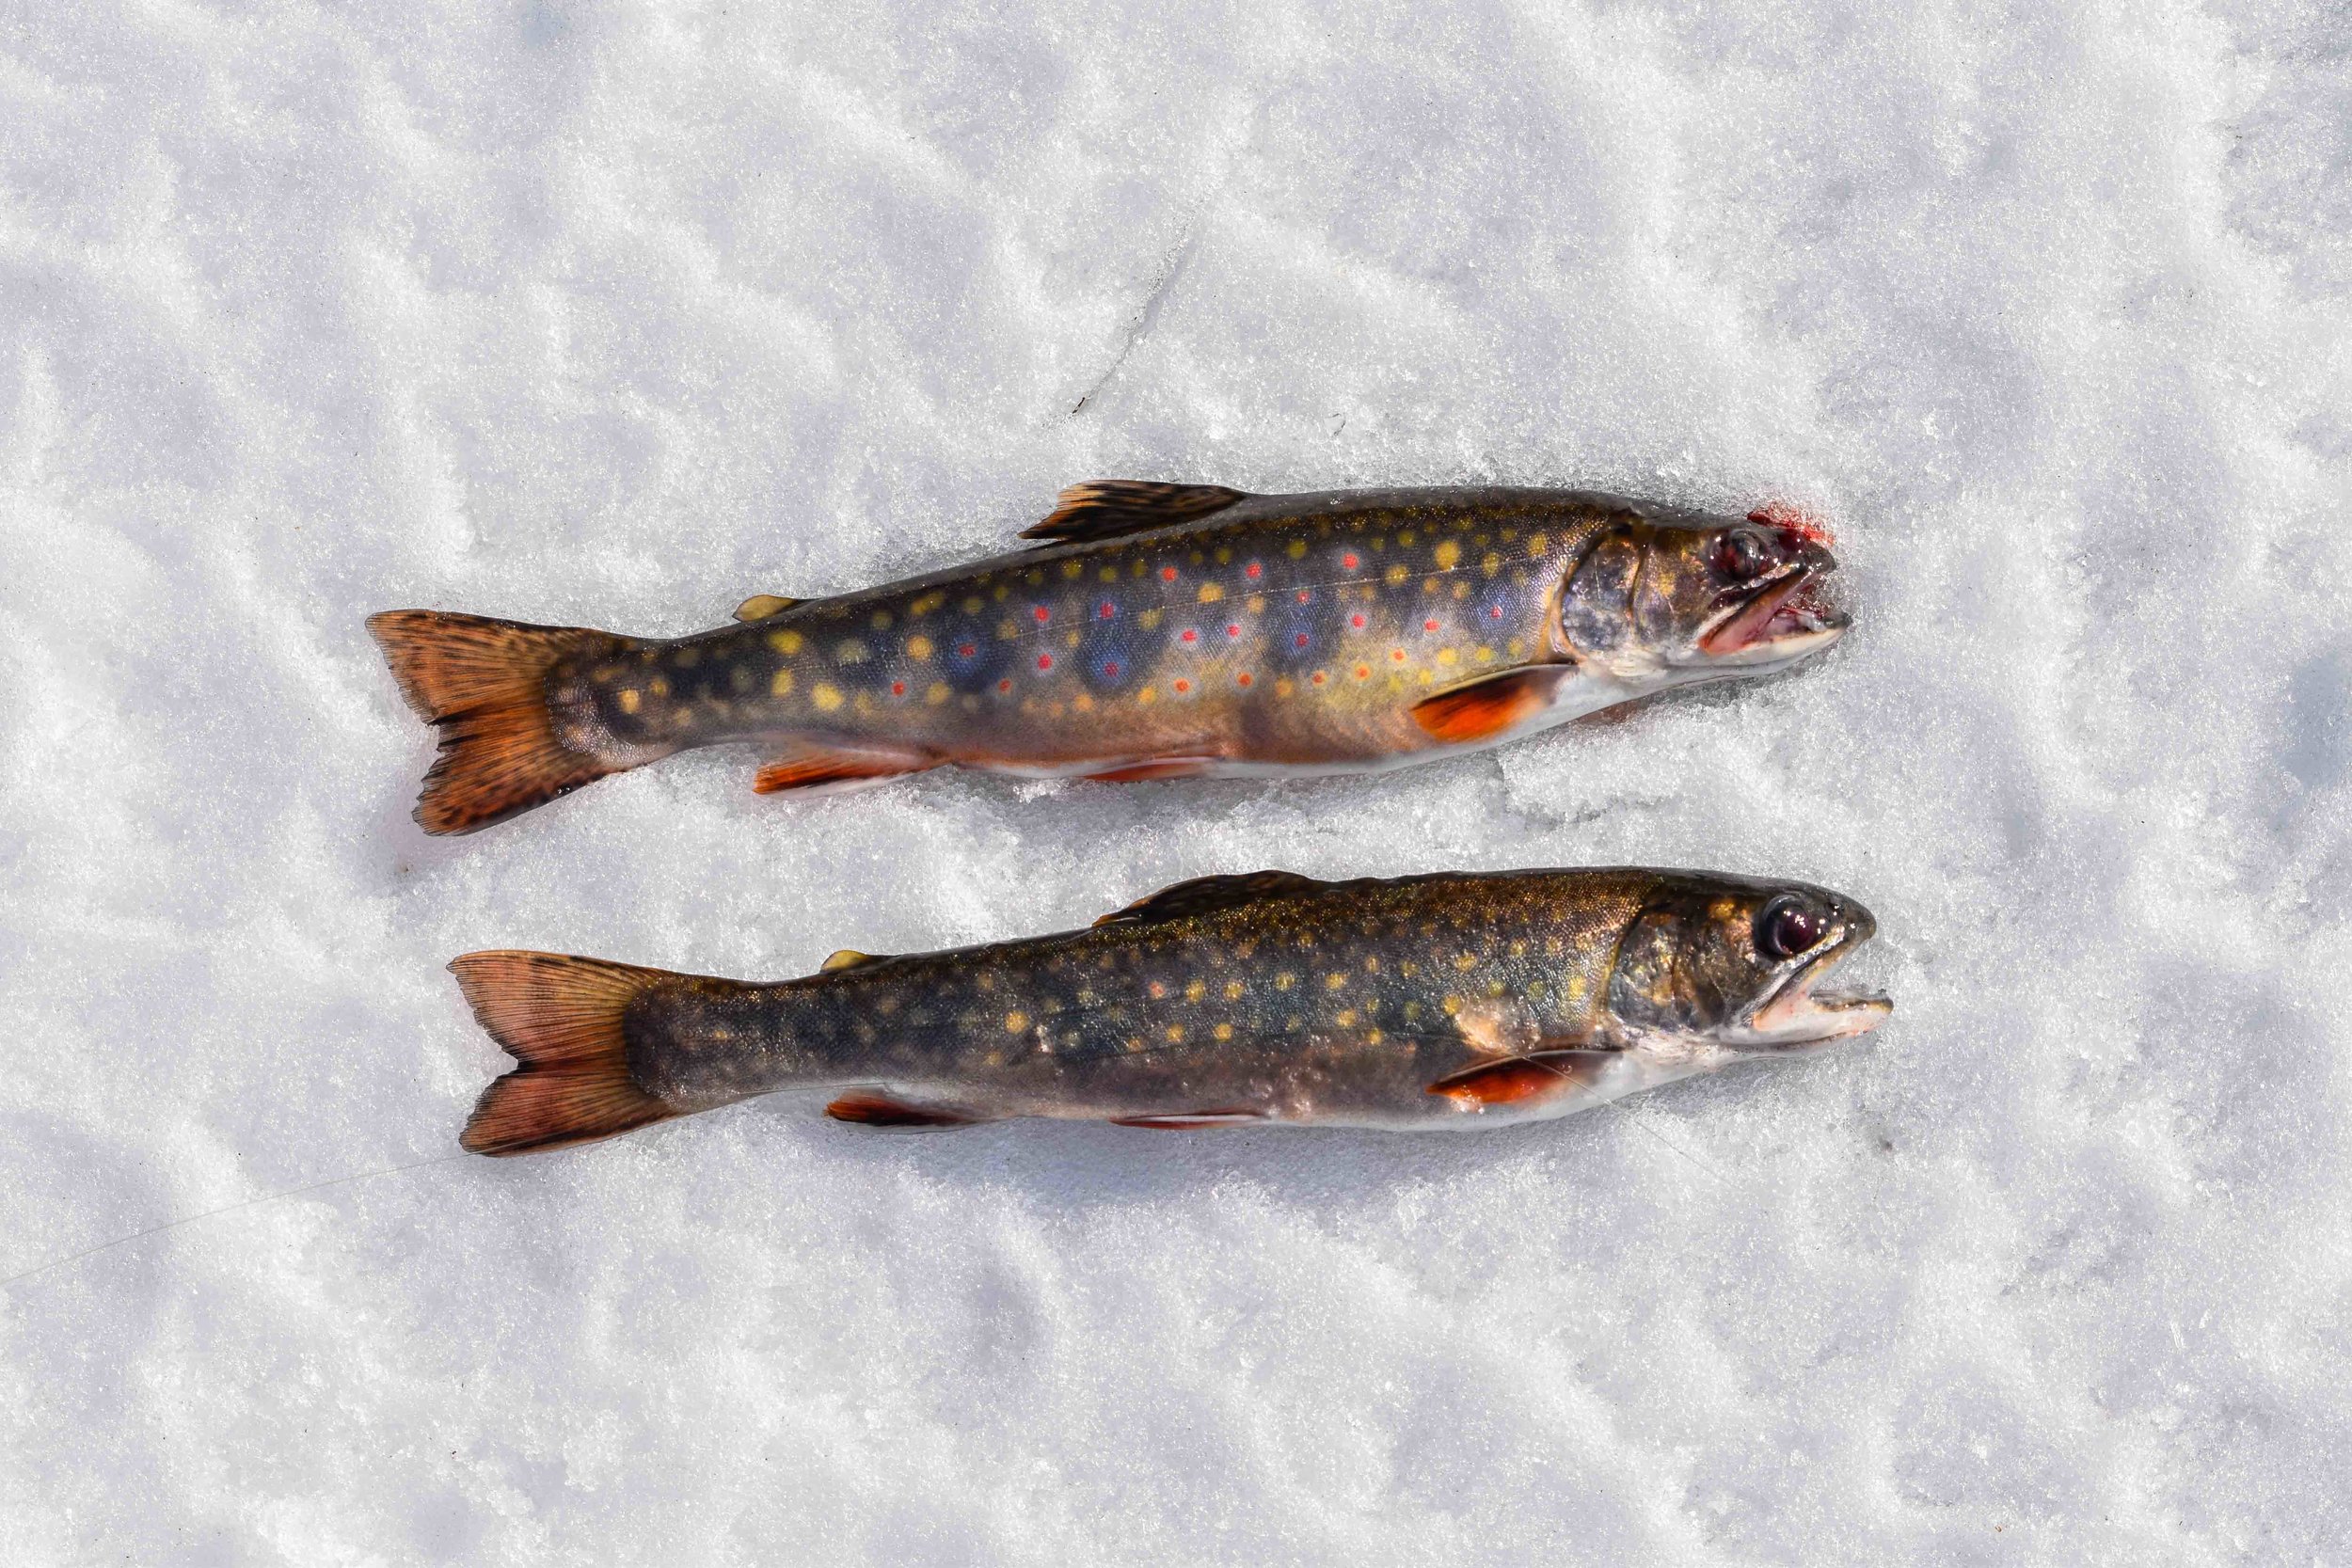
[453,952,685,1156]
[368,610,630,835]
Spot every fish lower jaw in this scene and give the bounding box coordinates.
[1737,988,1893,1050]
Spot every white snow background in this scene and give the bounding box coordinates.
[5,0,2350,1560]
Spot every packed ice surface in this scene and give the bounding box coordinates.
[5,0,2350,1559]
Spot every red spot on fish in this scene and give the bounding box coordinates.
[1295,632,1310,648]
[958,642,977,657]
[1351,613,1366,629]
[1033,606,1051,623]
[1295,590,1311,603]
[997,678,1012,693]
[1237,672,1253,687]
[1488,606,1503,619]
[1748,502,1835,547]
[1422,618,1439,632]
[1245,562,1262,578]
[891,681,906,696]
[1224,624,1241,638]
[1037,653,1054,671]
[1343,552,1360,570]
[1103,660,1120,678]
[1173,678,1191,693]
[1354,664,1372,679]
[1311,671,1327,685]
[1391,649,1406,661]
[1099,602,1116,619]
[1181,628,1198,643]
[1162,565,1179,581]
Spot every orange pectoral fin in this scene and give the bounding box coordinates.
[825,1094,985,1129]
[754,749,933,795]
[1409,667,1573,745]
[1428,1051,1614,1108]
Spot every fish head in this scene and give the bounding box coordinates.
[1552,515,1848,683]
[1605,875,1891,1056]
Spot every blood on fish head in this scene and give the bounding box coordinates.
[1554,511,1851,683]
[1604,874,1892,1056]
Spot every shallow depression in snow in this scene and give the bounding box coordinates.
[4,0,2349,1560]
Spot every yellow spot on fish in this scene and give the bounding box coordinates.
[1073,693,1094,712]
[1483,553,1502,577]
[1274,678,1294,698]
[1507,638,1526,657]
[1165,1024,1185,1043]
[1063,561,1084,578]
[1198,583,1224,604]
[836,641,867,663]
[1325,974,1346,991]
[994,584,1010,601]
[1363,956,1380,973]
[1185,979,1205,1001]
[769,671,794,697]
[1005,1011,1028,1032]
[1434,540,1461,569]
[1367,1029,1383,1045]
[1214,1022,1233,1041]
[1025,570,1044,586]
[673,707,693,727]
[1475,646,1495,663]
[1224,980,1245,1000]
[768,629,803,656]
[1336,1009,1357,1027]
[1565,975,1588,1003]
[1215,547,1232,564]
[1287,540,1307,558]
[927,682,950,705]
[1455,952,1479,970]
[870,610,894,631]
[1275,973,1296,991]
[998,620,1020,641]
[647,676,670,698]
[962,596,984,614]
[675,647,700,668]
[811,683,843,712]
[1385,564,1409,587]
[617,689,642,715]
[912,593,943,615]
[1101,566,1119,582]
[1138,686,1157,705]
[1443,995,1464,1015]
[852,692,874,714]
[1528,533,1549,555]
[906,635,933,660]
[1399,531,1417,547]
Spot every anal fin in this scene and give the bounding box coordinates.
[825,1094,985,1129]
[1428,1051,1616,1108]
[1111,1109,1267,1130]
[1084,757,1218,784]
[754,748,933,795]
[1409,666,1575,745]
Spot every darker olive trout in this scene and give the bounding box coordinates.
[373,483,1849,834]
[453,867,1890,1156]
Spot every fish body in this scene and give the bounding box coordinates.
[454,867,1891,1155]
[372,483,1849,832]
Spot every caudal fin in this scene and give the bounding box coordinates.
[453,951,684,1156]
[368,610,628,835]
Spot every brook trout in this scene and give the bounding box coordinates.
[454,866,1890,1155]
[372,483,1850,834]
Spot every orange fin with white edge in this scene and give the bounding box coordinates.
[1111,1109,1268,1129]
[453,951,687,1156]
[1409,666,1574,745]
[1428,1051,1615,1108]
[825,1094,986,1129]
[753,749,933,795]
[368,610,633,834]
[1021,482,1249,546]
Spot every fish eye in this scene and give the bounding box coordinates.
[1711,527,1782,582]
[1755,895,1827,960]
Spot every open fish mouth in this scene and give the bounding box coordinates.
[1739,929,1893,1051]
[1696,568,1849,665]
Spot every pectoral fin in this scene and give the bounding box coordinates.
[734,594,802,621]
[1409,666,1574,745]
[1428,1051,1616,1108]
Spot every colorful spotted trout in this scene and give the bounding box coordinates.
[371,483,1850,835]
[453,866,1889,1155]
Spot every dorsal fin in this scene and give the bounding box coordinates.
[1093,870,1329,928]
[734,594,802,622]
[819,948,886,973]
[1020,482,1249,546]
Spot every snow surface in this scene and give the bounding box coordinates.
[5,0,2350,1560]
